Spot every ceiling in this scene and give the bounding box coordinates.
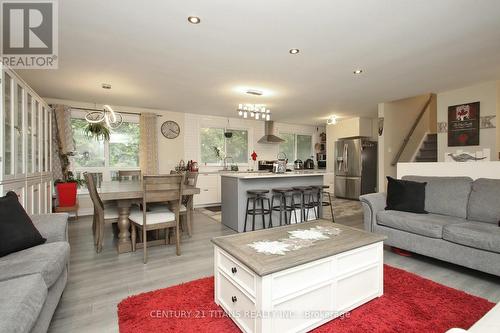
[17,0,500,125]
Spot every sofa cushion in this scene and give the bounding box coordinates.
[31,213,69,243]
[0,274,47,333]
[467,178,500,225]
[377,210,465,238]
[0,242,70,288]
[385,177,427,214]
[402,176,473,219]
[0,191,46,257]
[443,222,500,253]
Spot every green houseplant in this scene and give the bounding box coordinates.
[84,122,111,141]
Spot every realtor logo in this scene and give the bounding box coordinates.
[1,0,58,68]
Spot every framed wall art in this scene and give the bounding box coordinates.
[448,102,479,147]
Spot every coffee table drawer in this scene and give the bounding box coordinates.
[218,272,256,333]
[336,243,381,277]
[218,249,256,296]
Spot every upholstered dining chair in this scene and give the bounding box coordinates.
[118,170,141,181]
[83,172,119,253]
[128,174,184,263]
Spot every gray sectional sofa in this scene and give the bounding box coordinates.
[0,213,70,333]
[360,176,500,277]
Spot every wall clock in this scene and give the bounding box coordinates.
[161,120,180,139]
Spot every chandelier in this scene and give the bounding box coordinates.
[84,105,123,129]
[237,104,271,121]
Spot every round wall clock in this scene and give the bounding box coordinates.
[161,120,180,139]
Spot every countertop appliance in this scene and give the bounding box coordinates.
[317,160,326,169]
[294,159,303,170]
[304,158,314,169]
[258,160,274,171]
[334,138,377,200]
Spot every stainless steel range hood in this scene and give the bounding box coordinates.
[257,121,285,144]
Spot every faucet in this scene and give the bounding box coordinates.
[223,156,233,171]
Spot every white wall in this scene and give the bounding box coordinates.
[184,113,324,171]
[437,81,499,161]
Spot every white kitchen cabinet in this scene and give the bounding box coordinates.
[194,173,221,206]
[0,64,52,211]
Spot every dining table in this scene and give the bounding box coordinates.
[97,180,200,254]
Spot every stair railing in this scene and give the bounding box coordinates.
[391,94,433,166]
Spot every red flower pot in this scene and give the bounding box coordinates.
[56,182,78,207]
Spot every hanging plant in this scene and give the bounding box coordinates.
[84,122,111,141]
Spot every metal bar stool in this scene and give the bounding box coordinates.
[321,185,335,222]
[244,189,271,232]
[309,185,323,219]
[292,186,316,222]
[269,188,297,228]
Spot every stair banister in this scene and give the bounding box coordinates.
[391,94,434,166]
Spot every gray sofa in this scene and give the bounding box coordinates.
[0,213,70,333]
[360,176,500,277]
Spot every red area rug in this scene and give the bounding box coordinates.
[118,265,494,333]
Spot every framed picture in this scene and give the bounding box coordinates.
[448,102,480,147]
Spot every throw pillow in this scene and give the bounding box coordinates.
[0,191,46,257]
[386,177,428,214]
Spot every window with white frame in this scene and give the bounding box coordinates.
[70,110,140,182]
[200,127,248,164]
[279,133,313,161]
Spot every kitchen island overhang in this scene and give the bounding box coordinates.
[221,171,327,233]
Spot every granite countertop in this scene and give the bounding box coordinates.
[220,170,328,179]
[211,220,387,276]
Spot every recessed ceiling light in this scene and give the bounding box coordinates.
[353,69,363,74]
[246,89,263,96]
[102,83,111,90]
[289,49,300,54]
[187,16,201,24]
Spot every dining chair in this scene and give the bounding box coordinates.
[128,174,184,263]
[118,170,141,181]
[83,172,119,253]
[168,171,198,236]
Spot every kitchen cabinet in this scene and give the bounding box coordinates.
[0,64,52,212]
[194,173,221,206]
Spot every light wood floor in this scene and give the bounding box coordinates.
[48,210,500,333]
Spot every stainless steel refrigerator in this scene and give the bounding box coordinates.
[334,138,377,200]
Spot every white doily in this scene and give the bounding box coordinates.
[247,226,342,255]
[248,240,291,255]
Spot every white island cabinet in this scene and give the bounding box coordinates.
[0,64,52,213]
[212,220,386,333]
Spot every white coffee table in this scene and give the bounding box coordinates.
[212,220,386,333]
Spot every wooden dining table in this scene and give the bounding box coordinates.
[97,180,200,254]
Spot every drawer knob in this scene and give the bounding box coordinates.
[231,267,237,274]
[231,296,237,303]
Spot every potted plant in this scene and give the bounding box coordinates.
[54,172,85,207]
[84,122,110,141]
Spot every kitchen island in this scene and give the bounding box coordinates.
[221,171,326,232]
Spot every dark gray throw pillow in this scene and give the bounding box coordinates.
[0,191,46,257]
[385,177,427,214]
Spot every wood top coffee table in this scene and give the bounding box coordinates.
[212,220,387,333]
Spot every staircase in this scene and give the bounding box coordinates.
[415,133,437,162]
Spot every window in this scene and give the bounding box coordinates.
[71,112,140,182]
[200,128,248,164]
[279,133,312,161]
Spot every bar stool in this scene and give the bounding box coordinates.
[292,186,316,222]
[244,189,271,232]
[309,185,324,219]
[321,185,335,222]
[269,188,297,228]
